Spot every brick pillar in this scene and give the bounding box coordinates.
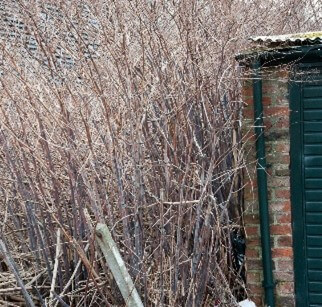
[242,67,295,306]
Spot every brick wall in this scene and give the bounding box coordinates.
[242,67,295,306]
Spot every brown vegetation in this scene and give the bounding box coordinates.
[0,0,320,306]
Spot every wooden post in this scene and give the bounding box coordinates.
[95,223,144,307]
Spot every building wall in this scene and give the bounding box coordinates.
[242,67,295,306]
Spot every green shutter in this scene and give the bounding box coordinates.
[291,63,322,307]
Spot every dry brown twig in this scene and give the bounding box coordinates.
[0,0,320,306]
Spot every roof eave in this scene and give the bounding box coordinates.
[236,43,322,67]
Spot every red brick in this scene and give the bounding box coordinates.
[247,238,260,247]
[246,248,260,259]
[276,296,295,307]
[272,247,293,258]
[244,132,257,142]
[265,106,289,117]
[245,180,257,189]
[262,96,272,105]
[276,117,289,129]
[244,189,256,201]
[275,143,290,152]
[244,108,254,119]
[248,284,263,295]
[270,225,292,235]
[263,83,273,93]
[275,259,294,271]
[267,189,273,200]
[275,96,289,106]
[276,235,292,247]
[267,154,290,164]
[265,142,273,151]
[275,189,290,199]
[274,271,294,282]
[244,214,260,224]
[279,155,290,164]
[247,259,262,270]
[244,97,254,106]
[244,178,257,196]
[275,168,289,176]
[276,214,292,224]
[242,86,253,97]
[244,184,256,194]
[247,272,261,283]
[264,120,273,130]
[270,200,291,212]
[276,281,294,294]
[268,177,290,188]
[245,226,259,236]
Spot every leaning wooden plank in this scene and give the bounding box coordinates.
[49,228,61,304]
[0,239,36,307]
[95,223,144,307]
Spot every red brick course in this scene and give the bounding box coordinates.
[242,68,295,306]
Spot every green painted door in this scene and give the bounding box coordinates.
[291,63,322,307]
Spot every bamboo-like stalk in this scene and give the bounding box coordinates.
[0,0,320,305]
[0,239,36,307]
